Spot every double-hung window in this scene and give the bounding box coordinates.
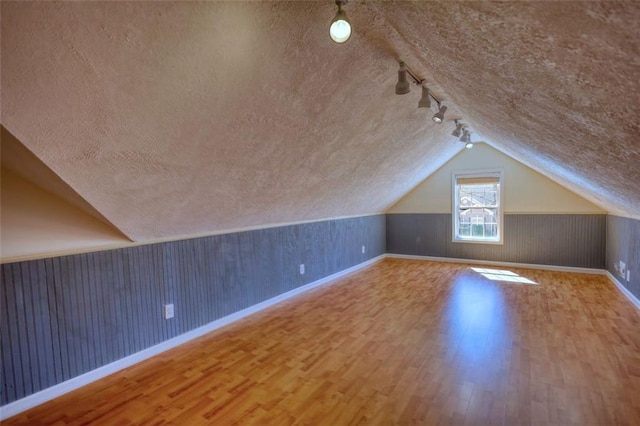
[453,170,503,244]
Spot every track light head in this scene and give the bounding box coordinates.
[452,120,463,137]
[418,83,431,108]
[395,62,411,95]
[329,0,351,44]
[460,129,471,143]
[432,105,447,123]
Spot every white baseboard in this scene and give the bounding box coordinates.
[385,253,606,275]
[605,271,640,310]
[0,255,384,421]
[2,253,636,420]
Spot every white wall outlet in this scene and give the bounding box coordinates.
[163,304,174,320]
[619,261,626,278]
[627,270,631,281]
[362,245,366,254]
[299,264,305,275]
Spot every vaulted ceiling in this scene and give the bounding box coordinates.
[2,1,639,241]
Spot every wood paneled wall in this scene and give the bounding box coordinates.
[0,215,385,406]
[386,214,606,269]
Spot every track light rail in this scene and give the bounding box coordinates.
[402,61,442,107]
[395,61,473,148]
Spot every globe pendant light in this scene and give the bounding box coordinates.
[330,0,351,44]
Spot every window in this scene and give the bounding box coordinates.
[453,170,503,244]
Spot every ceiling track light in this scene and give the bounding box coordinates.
[395,62,411,95]
[452,119,463,137]
[460,129,471,143]
[418,82,431,108]
[454,121,475,148]
[432,104,447,124]
[394,60,446,123]
[330,0,351,44]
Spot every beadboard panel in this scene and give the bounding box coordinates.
[606,215,640,300]
[0,215,385,406]
[386,214,605,269]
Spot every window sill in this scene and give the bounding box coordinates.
[452,238,503,245]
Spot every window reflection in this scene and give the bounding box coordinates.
[445,276,509,366]
[471,267,537,284]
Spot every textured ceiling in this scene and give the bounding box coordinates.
[2,1,639,241]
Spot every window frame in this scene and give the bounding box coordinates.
[452,169,504,244]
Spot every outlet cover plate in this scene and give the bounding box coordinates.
[164,304,175,319]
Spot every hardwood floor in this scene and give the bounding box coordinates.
[5,259,640,425]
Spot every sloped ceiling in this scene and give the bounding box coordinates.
[1,126,127,235]
[0,167,131,260]
[2,1,639,242]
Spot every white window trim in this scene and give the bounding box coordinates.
[452,169,504,245]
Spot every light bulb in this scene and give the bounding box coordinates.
[465,142,474,149]
[330,6,351,44]
[432,105,447,123]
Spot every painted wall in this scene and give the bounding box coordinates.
[0,168,131,262]
[386,144,606,268]
[387,214,606,268]
[389,143,605,214]
[0,215,385,406]
[1,126,117,228]
[606,216,640,300]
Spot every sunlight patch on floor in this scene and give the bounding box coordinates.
[471,267,538,284]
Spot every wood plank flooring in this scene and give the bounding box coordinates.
[4,259,640,425]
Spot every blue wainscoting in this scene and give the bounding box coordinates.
[386,214,606,269]
[0,215,385,406]
[606,215,640,300]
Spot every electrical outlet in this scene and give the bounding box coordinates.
[299,264,305,275]
[627,270,631,281]
[362,245,366,254]
[163,304,174,320]
[619,261,626,278]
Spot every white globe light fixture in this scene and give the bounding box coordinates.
[330,0,351,44]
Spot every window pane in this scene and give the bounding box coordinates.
[459,183,498,207]
[455,176,501,242]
